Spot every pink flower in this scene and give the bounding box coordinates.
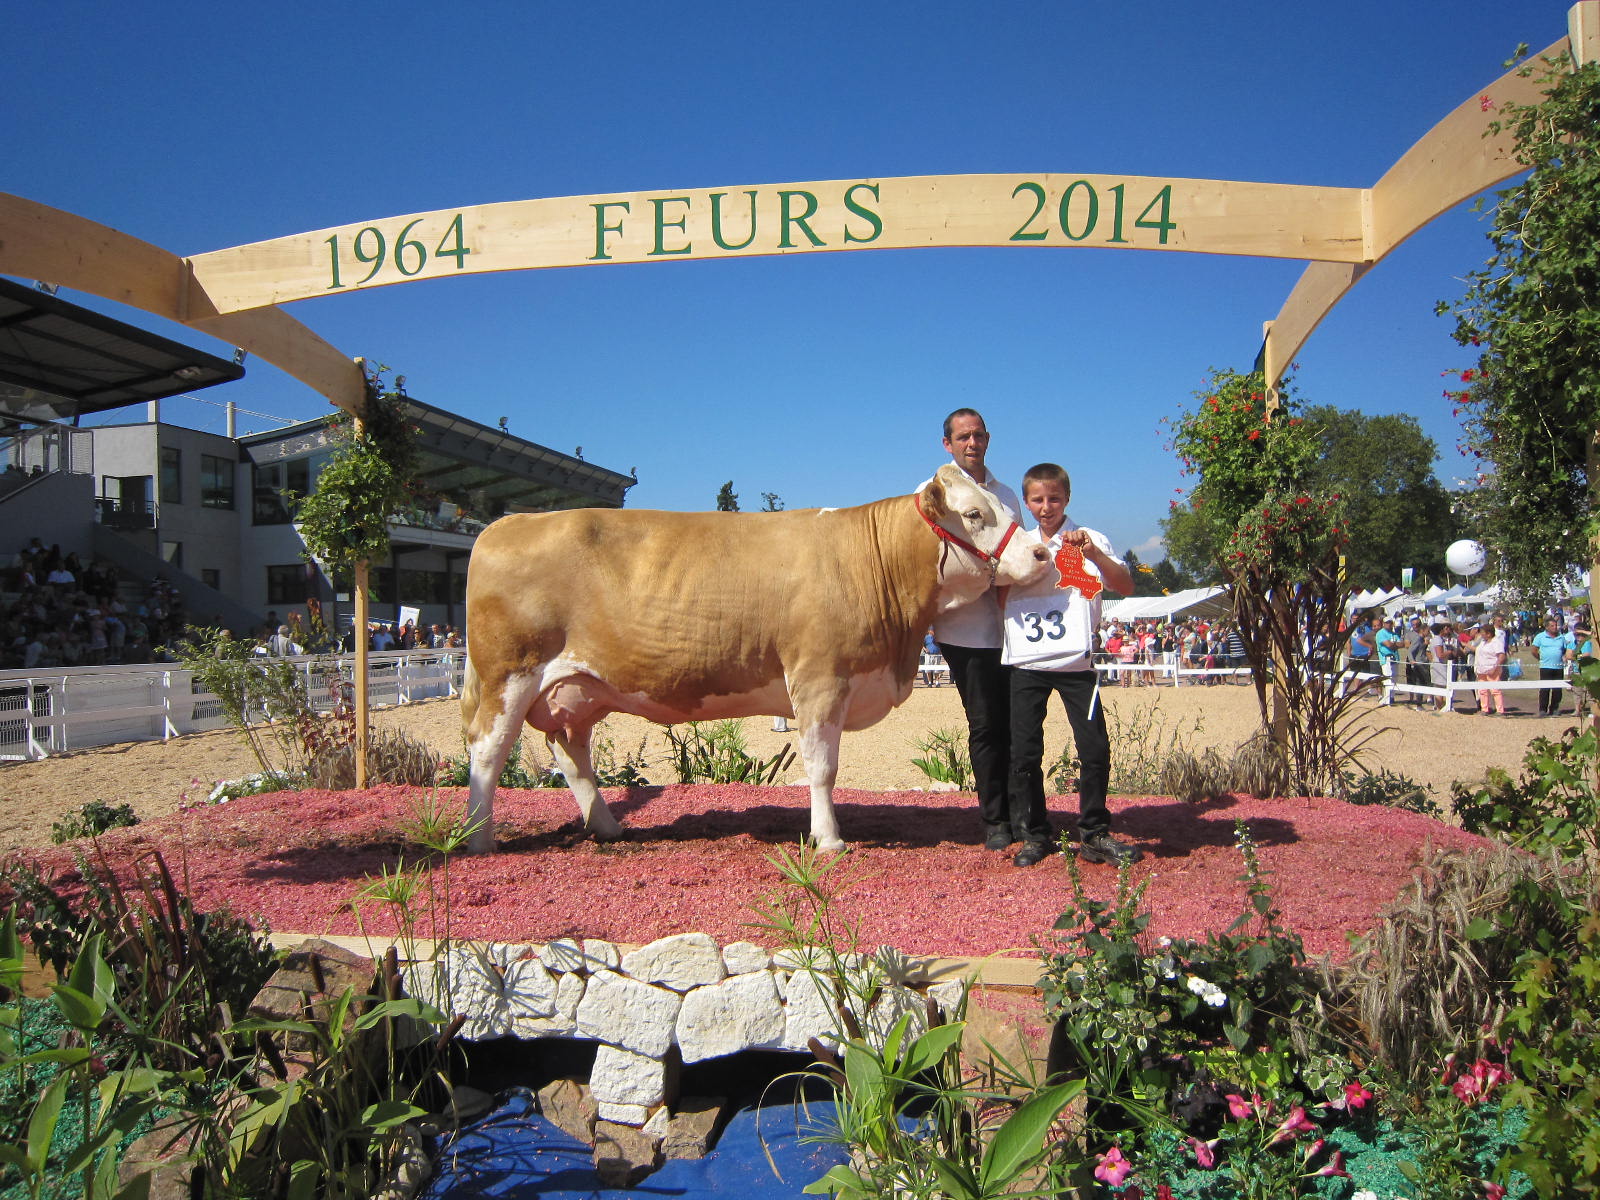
[1483,1184,1506,1200]
[1269,1105,1316,1146]
[1225,1092,1256,1120]
[1337,1080,1372,1110]
[1480,94,1495,112]
[1315,1149,1349,1178]
[1188,1137,1218,1169]
[1094,1146,1133,1187]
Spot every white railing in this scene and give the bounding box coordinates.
[0,649,467,761]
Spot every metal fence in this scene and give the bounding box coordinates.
[0,649,466,761]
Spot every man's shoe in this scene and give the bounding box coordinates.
[1012,842,1055,867]
[984,830,1017,851]
[1077,833,1143,865]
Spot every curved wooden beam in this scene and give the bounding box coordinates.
[0,193,364,414]
[1263,17,1588,388]
[184,174,1367,316]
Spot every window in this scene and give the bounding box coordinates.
[201,568,221,591]
[160,447,182,505]
[161,541,183,568]
[200,454,235,509]
[266,564,309,606]
[252,458,310,524]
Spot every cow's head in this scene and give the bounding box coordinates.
[921,464,1052,609]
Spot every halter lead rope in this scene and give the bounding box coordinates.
[913,493,1020,582]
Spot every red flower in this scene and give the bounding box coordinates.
[1483,1183,1506,1199]
[1480,94,1495,111]
[1268,1106,1316,1146]
[1247,429,1261,441]
[1156,1187,1176,1200]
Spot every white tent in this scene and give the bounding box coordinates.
[1102,586,1230,623]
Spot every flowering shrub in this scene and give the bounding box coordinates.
[1225,490,1347,577]
[1168,369,1324,564]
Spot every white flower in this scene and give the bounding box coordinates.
[1185,974,1228,1008]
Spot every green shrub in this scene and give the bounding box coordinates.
[1339,766,1436,814]
[1450,727,1600,860]
[667,720,793,784]
[49,799,139,844]
[438,729,653,790]
[911,727,974,790]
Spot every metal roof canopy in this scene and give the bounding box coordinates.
[0,276,245,424]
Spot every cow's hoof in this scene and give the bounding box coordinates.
[813,837,847,854]
[589,824,627,843]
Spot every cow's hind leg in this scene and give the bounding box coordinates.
[462,668,535,854]
[547,723,625,841]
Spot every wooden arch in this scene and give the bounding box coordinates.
[1,3,1594,416]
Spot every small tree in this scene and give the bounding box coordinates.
[761,491,785,512]
[1169,368,1370,796]
[1438,49,1600,623]
[716,481,740,511]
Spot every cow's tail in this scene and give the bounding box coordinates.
[460,655,481,735]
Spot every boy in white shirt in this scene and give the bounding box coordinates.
[1002,463,1141,868]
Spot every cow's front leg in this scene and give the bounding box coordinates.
[547,723,625,841]
[794,715,847,851]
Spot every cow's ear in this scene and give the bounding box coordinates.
[921,477,948,519]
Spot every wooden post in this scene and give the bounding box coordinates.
[354,559,369,789]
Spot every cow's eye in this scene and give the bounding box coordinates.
[963,508,982,523]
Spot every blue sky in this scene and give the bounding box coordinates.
[4,1,1570,561]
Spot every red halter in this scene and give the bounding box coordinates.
[914,492,1021,581]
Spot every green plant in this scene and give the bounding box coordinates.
[668,720,795,785]
[1338,766,1436,814]
[910,728,974,790]
[1438,49,1600,608]
[1159,748,1233,805]
[1106,696,1207,796]
[1493,863,1600,1196]
[289,375,419,573]
[749,846,1085,1199]
[438,726,651,790]
[0,922,204,1200]
[223,983,452,1199]
[50,801,140,845]
[1450,726,1600,860]
[0,845,278,1074]
[1230,732,1290,799]
[168,626,321,780]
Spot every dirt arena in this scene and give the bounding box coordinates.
[0,679,1564,855]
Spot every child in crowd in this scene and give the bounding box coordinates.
[1000,463,1141,868]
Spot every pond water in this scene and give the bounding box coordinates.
[421,1089,848,1199]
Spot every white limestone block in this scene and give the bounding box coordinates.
[503,957,558,1019]
[539,938,588,972]
[867,984,929,1047]
[642,1106,670,1139]
[591,1044,669,1107]
[676,971,786,1063]
[576,970,682,1058]
[583,939,622,971]
[927,980,969,1019]
[778,968,845,1052]
[721,941,771,975]
[622,933,726,992]
[596,1102,650,1125]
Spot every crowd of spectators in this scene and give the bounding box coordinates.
[244,609,465,657]
[1096,617,1246,685]
[2,538,197,669]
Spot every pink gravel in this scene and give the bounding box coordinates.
[15,785,1495,961]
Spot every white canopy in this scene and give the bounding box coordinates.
[1103,586,1231,623]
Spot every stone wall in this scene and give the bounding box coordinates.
[399,931,970,1128]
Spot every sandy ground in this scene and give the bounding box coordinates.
[0,678,1565,855]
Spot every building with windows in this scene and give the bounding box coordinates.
[2,275,634,638]
[3,399,634,637]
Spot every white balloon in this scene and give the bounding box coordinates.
[1445,539,1487,576]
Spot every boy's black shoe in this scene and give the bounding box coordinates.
[984,829,1017,851]
[1012,842,1055,868]
[1077,833,1143,865]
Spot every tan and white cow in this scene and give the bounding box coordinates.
[459,463,1051,853]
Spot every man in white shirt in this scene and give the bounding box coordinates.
[926,409,1025,851]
